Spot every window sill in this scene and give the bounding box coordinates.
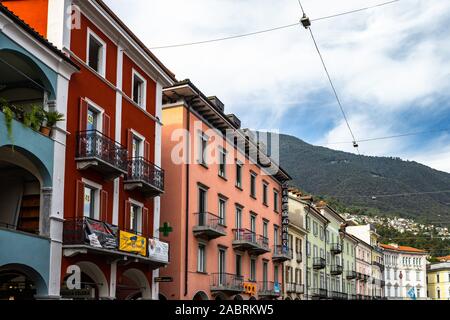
[218,174,227,181]
[196,271,208,275]
[263,203,269,208]
[250,195,257,200]
[235,185,243,191]
[198,161,209,169]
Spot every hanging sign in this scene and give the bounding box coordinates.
[84,218,118,249]
[281,182,290,253]
[148,238,169,263]
[119,230,147,256]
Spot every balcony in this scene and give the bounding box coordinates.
[272,245,293,262]
[232,229,270,255]
[313,257,326,270]
[62,217,169,268]
[348,294,357,300]
[193,212,226,240]
[76,130,128,179]
[330,291,347,300]
[286,283,304,294]
[356,294,372,300]
[330,264,343,276]
[124,157,164,197]
[258,281,281,298]
[310,288,328,299]
[210,273,243,294]
[372,261,385,272]
[330,243,342,254]
[346,270,357,280]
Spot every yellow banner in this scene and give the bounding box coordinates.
[119,231,147,256]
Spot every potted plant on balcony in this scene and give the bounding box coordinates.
[0,99,14,141]
[43,111,65,136]
[24,105,45,133]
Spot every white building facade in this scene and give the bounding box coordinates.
[382,244,428,300]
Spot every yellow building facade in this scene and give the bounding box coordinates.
[427,262,450,300]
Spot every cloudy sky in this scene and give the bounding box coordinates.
[104,0,450,173]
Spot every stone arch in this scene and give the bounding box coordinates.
[75,261,109,299]
[249,296,257,300]
[122,268,151,300]
[233,294,243,301]
[193,291,209,301]
[0,48,56,100]
[0,263,48,298]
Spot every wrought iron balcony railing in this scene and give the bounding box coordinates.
[310,288,328,298]
[210,273,244,293]
[313,257,326,270]
[125,157,164,196]
[286,282,304,294]
[258,281,281,298]
[193,212,226,240]
[346,270,357,280]
[76,130,128,177]
[330,264,343,276]
[272,245,293,262]
[330,243,342,254]
[232,229,270,255]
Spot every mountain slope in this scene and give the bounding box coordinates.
[278,134,450,223]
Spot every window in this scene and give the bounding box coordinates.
[236,163,242,188]
[129,202,142,234]
[274,226,279,247]
[198,132,209,165]
[263,183,268,205]
[274,265,279,284]
[218,148,227,178]
[326,230,330,243]
[313,245,318,258]
[273,190,279,212]
[296,238,302,254]
[319,226,324,240]
[263,261,268,283]
[250,172,257,198]
[313,221,318,236]
[198,187,207,215]
[306,217,311,230]
[235,254,242,277]
[250,259,256,281]
[86,106,99,131]
[250,214,257,242]
[263,220,268,239]
[437,274,440,283]
[218,198,226,225]
[83,185,97,219]
[132,135,143,158]
[132,70,146,108]
[197,244,206,272]
[416,271,420,281]
[87,29,106,76]
[235,206,242,239]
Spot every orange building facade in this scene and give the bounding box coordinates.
[159,80,291,300]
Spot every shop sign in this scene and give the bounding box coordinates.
[154,277,173,283]
[281,182,290,253]
[243,282,257,296]
[84,218,118,249]
[119,230,147,256]
[148,238,169,263]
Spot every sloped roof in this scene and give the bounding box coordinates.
[380,243,427,254]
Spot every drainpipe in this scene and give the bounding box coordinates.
[304,203,310,300]
[184,100,192,297]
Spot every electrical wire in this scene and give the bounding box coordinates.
[306,26,360,155]
[323,127,450,145]
[0,57,50,94]
[149,0,401,49]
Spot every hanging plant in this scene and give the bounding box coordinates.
[3,105,14,142]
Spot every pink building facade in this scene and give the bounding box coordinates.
[159,80,291,300]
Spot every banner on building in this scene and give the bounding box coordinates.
[84,218,118,249]
[119,231,147,256]
[281,182,289,253]
[148,238,169,263]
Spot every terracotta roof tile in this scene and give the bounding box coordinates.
[380,244,427,253]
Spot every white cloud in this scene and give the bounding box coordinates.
[104,0,450,172]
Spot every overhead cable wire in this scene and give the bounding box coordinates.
[149,0,401,49]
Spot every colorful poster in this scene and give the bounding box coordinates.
[84,218,118,249]
[148,238,169,263]
[119,231,147,256]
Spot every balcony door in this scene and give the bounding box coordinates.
[198,188,207,226]
[250,214,256,242]
[218,249,226,285]
[87,107,98,131]
[263,261,268,290]
[235,206,242,240]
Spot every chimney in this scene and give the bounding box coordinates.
[226,114,241,129]
[208,96,224,113]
